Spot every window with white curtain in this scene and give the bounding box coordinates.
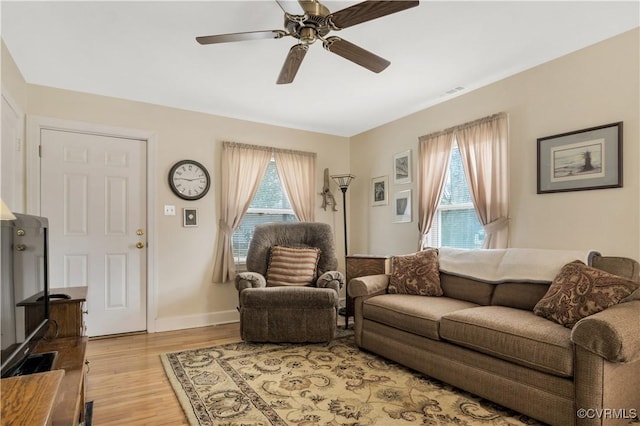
[426,142,484,249]
[232,159,297,262]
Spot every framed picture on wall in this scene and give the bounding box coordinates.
[183,208,198,227]
[393,190,412,223]
[393,150,412,184]
[537,122,622,194]
[371,176,389,206]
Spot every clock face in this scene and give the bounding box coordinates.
[169,160,211,200]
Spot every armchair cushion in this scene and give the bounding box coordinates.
[266,246,320,286]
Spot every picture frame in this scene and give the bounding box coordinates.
[393,190,412,223]
[183,208,198,227]
[537,122,622,194]
[393,150,412,184]
[371,176,389,206]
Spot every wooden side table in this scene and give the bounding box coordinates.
[344,255,390,328]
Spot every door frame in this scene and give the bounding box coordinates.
[26,115,158,333]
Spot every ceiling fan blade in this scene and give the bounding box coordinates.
[323,37,390,73]
[328,0,419,30]
[196,30,286,45]
[275,0,305,15]
[277,44,309,84]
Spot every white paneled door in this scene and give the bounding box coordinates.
[40,129,147,336]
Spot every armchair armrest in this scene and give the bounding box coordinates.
[235,271,266,292]
[571,300,640,363]
[348,274,390,298]
[317,271,345,294]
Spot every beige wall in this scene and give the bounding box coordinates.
[1,46,350,330]
[1,40,27,108]
[350,28,640,260]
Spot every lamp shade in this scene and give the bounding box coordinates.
[330,174,355,189]
[0,198,16,221]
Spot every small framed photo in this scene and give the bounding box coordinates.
[537,122,622,194]
[393,150,412,184]
[183,208,198,227]
[371,176,389,206]
[393,190,412,223]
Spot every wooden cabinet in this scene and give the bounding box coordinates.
[35,336,88,425]
[3,286,88,425]
[20,286,87,338]
[344,255,389,328]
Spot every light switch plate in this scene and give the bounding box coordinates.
[164,205,176,216]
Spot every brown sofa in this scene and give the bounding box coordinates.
[348,248,640,425]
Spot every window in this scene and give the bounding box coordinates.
[427,143,484,249]
[232,160,297,262]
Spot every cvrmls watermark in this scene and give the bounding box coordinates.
[576,408,638,420]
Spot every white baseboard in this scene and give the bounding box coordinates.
[153,309,239,333]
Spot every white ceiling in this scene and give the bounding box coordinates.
[2,1,638,137]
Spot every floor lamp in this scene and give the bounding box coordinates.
[331,174,355,322]
[330,174,355,256]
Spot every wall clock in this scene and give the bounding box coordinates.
[168,160,211,200]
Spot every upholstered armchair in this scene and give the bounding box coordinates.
[235,222,345,342]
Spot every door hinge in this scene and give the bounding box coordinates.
[38,145,42,157]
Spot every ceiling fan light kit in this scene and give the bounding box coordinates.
[196,0,419,84]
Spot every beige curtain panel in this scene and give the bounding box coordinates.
[456,113,509,249]
[274,149,317,222]
[417,130,455,249]
[212,142,271,283]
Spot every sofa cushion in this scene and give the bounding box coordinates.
[440,272,494,305]
[533,260,639,328]
[491,282,550,310]
[266,246,320,286]
[440,306,574,377]
[363,294,479,340]
[388,249,443,296]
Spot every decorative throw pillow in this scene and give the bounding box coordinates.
[266,246,321,287]
[388,249,442,296]
[533,260,639,328]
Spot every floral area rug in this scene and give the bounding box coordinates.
[161,335,542,426]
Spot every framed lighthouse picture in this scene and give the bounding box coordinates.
[537,122,622,194]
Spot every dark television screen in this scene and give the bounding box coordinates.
[1,213,50,377]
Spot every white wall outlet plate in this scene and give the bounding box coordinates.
[164,205,176,216]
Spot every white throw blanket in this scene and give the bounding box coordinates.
[438,247,598,283]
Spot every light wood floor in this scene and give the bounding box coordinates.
[85,322,241,425]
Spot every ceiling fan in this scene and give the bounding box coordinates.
[196,0,419,84]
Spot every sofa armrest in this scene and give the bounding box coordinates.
[571,300,640,363]
[348,274,390,298]
[317,270,345,294]
[235,272,266,292]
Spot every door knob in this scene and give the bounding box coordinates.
[136,242,145,249]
